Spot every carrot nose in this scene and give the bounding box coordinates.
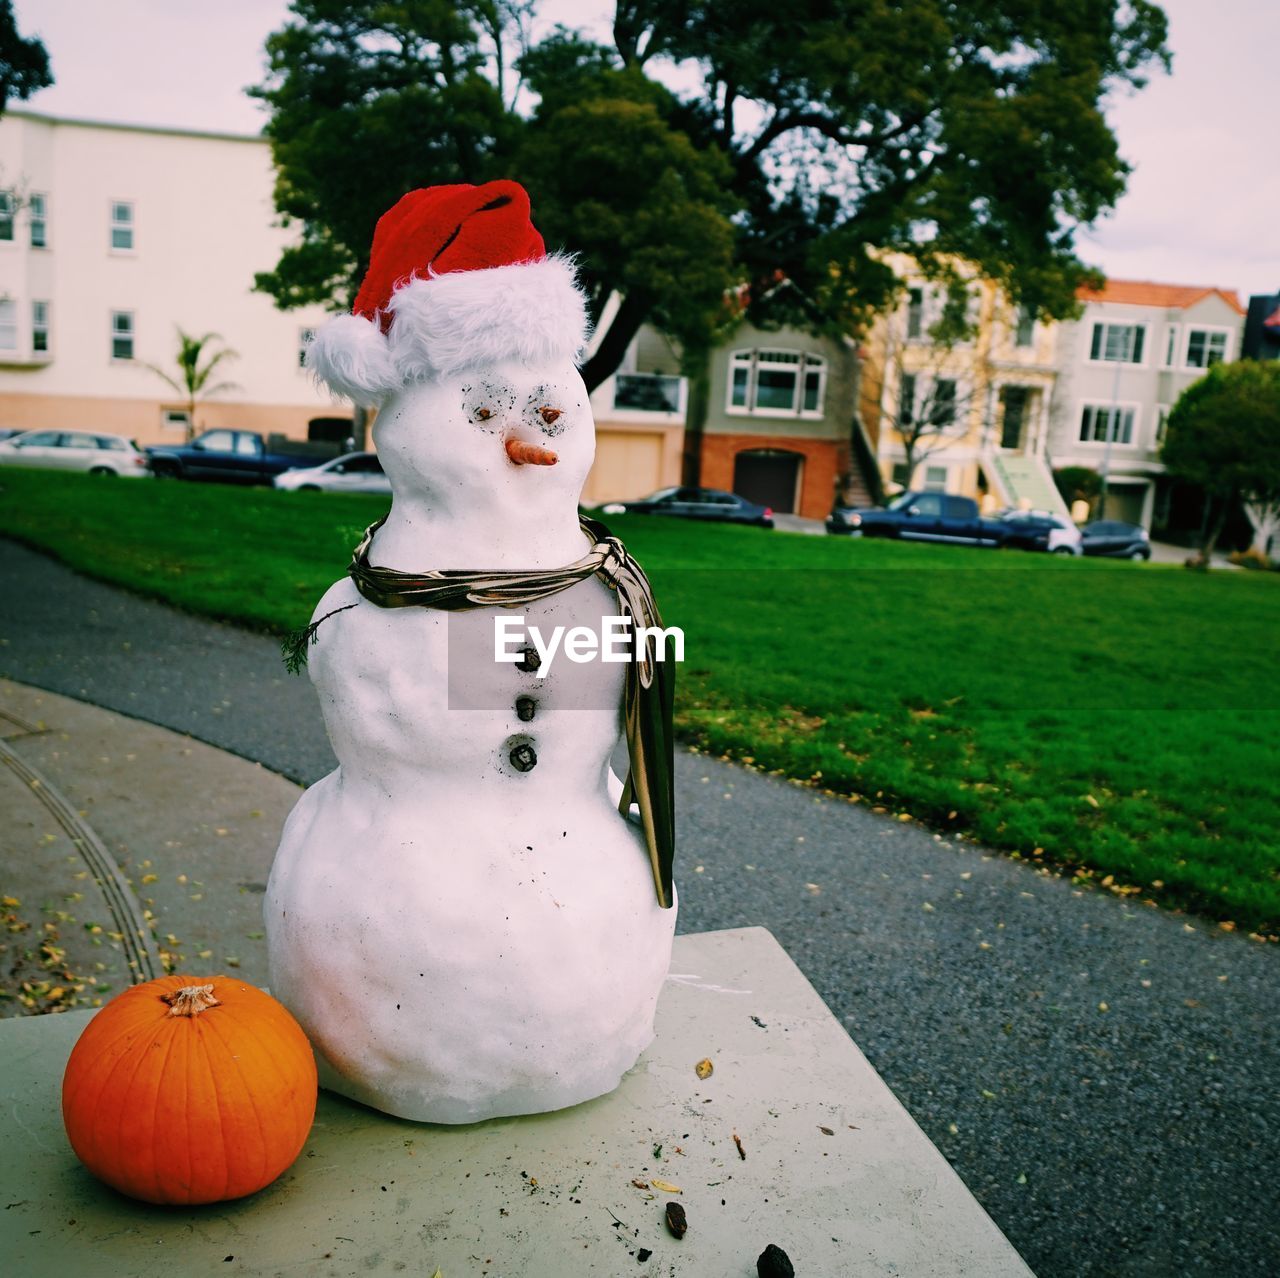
[505,437,558,466]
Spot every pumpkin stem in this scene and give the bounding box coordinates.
[163,984,221,1017]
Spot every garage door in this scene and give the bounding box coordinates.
[583,431,665,504]
[733,449,803,514]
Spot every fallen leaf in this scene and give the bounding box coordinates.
[733,1131,746,1159]
[817,1126,834,1136]
[631,1178,649,1190]
[650,1178,682,1194]
[695,1058,713,1080]
[664,1201,688,1239]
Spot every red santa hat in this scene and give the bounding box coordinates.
[307,180,590,405]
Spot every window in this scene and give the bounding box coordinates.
[298,327,315,368]
[1089,322,1145,364]
[898,372,917,426]
[111,311,134,360]
[924,466,948,491]
[31,301,49,353]
[727,349,826,416]
[1079,404,1135,445]
[614,372,681,412]
[756,351,801,409]
[1162,326,1179,368]
[0,192,12,241]
[195,430,234,451]
[1185,328,1228,369]
[908,493,944,517]
[1014,305,1035,348]
[110,201,134,251]
[931,378,958,427]
[29,193,47,248]
[163,409,191,432]
[0,299,17,349]
[906,287,925,339]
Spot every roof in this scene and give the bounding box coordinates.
[1077,278,1245,315]
[4,107,264,145]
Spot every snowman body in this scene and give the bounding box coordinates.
[265,362,677,1123]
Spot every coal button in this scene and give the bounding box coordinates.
[516,647,541,673]
[515,696,536,722]
[509,742,538,772]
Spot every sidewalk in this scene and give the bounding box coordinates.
[0,680,300,1006]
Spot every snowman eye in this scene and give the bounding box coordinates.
[525,386,570,437]
[461,380,515,432]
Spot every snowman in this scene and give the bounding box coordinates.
[265,181,677,1124]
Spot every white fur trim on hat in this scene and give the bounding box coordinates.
[306,255,590,405]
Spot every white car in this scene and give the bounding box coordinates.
[0,429,150,477]
[273,451,391,494]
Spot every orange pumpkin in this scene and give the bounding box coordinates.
[61,974,317,1205]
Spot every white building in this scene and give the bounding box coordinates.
[1049,279,1245,526]
[0,110,338,445]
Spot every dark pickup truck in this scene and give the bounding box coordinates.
[146,430,320,484]
[826,490,1006,548]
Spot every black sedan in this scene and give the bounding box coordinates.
[1080,519,1151,559]
[599,487,774,528]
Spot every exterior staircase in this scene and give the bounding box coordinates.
[983,450,1072,520]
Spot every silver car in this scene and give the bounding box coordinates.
[273,451,391,494]
[0,429,150,477]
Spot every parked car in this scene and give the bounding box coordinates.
[997,509,1083,555]
[274,451,391,494]
[0,429,149,477]
[599,487,774,528]
[0,427,28,442]
[1081,519,1151,559]
[827,491,1005,548]
[146,429,318,484]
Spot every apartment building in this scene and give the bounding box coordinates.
[1049,280,1245,527]
[698,315,861,520]
[860,253,1067,517]
[0,110,339,444]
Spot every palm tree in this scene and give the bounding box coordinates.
[146,329,240,442]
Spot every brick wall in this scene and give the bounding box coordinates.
[700,433,848,519]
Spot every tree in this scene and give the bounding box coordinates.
[1161,360,1280,561]
[252,1,1169,393]
[145,330,240,443]
[0,1,51,112]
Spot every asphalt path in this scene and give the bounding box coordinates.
[2,537,1276,1277]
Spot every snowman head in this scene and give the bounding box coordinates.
[306,181,590,412]
[372,355,596,515]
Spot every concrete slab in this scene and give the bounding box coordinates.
[0,927,1032,1277]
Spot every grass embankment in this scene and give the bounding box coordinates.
[2,469,1277,935]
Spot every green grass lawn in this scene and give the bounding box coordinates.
[3,469,1278,935]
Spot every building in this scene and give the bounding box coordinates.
[1242,287,1280,361]
[0,110,340,445]
[859,253,1067,517]
[1048,279,1246,527]
[582,320,686,505]
[693,311,863,521]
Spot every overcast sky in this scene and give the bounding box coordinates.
[12,0,1278,303]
